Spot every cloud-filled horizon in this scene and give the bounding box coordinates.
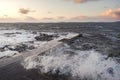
[65,0,100,3]
[0,0,120,22]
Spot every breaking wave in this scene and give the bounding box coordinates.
[22,44,120,80]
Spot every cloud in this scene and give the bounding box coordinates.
[65,0,100,3]
[19,8,35,14]
[100,8,120,20]
[69,8,120,22]
[57,16,66,19]
[24,16,37,20]
[42,17,54,20]
[48,11,52,14]
[0,16,18,22]
[70,15,87,20]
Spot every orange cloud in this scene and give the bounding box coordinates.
[100,8,120,20]
[19,8,35,14]
[65,0,100,3]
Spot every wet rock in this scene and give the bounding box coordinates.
[35,33,54,41]
[10,44,28,52]
[0,44,36,53]
[0,47,5,52]
[59,34,83,44]
[0,45,10,52]
[59,38,71,43]
[28,45,35,50]
[32,31,37,34]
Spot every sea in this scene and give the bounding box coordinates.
[0,22,120,80]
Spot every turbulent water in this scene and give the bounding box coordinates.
[0,22,120,80]
[23,43,120,80]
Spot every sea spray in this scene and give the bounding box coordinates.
[22,44,120,80]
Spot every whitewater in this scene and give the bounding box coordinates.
[23,43,120,80]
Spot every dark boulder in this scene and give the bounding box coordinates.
[10,44,28,52]
[35,33,54,41]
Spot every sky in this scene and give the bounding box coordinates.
[0,0,120,22]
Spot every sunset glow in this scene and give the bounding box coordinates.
[0,0,120,22]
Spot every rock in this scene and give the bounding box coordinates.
[13,44,28,52]
[35,33,53,41]
[59,38,70,43]
[0,45,10,52]
[59,34,83,44]
[28,45,35,50]
[32,31,37,34]
[0,44,36,53]
[0,47,5,52]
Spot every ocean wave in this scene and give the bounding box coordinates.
[22,44,120,80]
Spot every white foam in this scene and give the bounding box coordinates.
[23,44,120,80]
[0,50,18,58]
[0,30,46,58]
[0,30,37,47]
[0,30,77,59]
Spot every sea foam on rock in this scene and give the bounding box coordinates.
[22,44,120,80]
